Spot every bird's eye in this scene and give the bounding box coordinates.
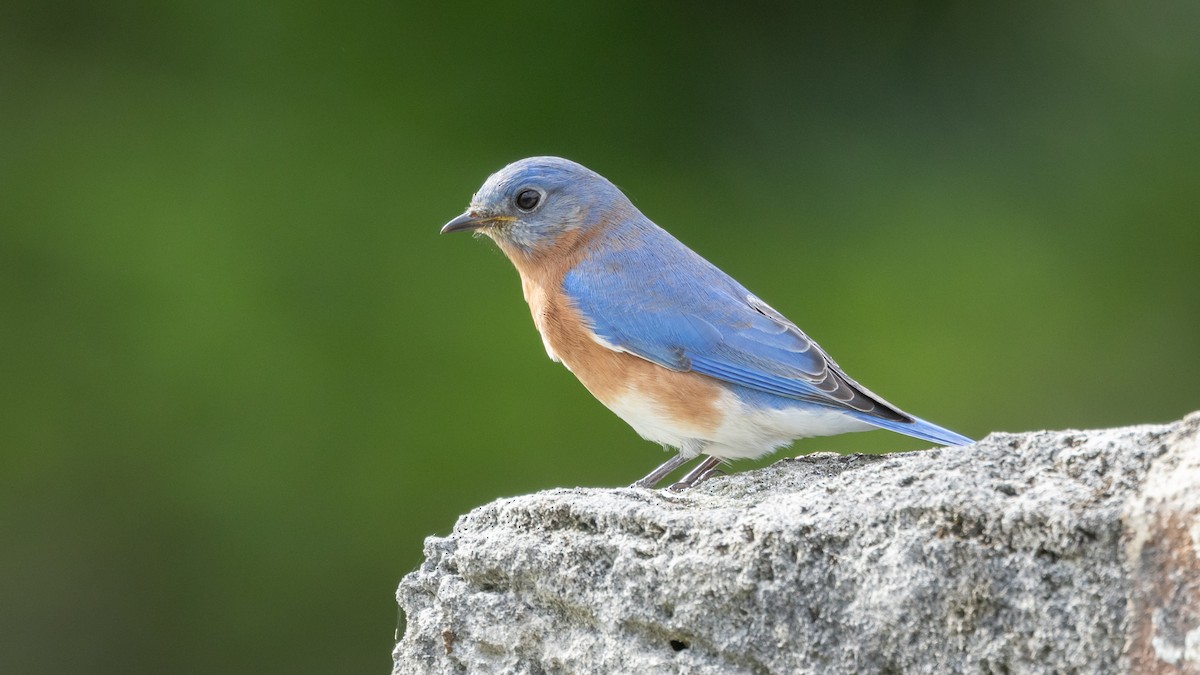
[515,189,541,211]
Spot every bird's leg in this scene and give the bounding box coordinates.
[668,455,723,491]
[631,452,691,489]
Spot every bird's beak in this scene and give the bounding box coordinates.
[440,211,487,234]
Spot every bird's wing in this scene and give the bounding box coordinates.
[561,231,909,422]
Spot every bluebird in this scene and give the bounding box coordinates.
[442,157,971,489]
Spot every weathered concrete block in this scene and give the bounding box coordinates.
[395,412,1200,674]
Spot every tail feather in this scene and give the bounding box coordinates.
[850,412,973,447]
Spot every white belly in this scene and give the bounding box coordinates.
[606,386,875,461]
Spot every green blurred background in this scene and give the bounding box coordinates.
[3,1,1198,672]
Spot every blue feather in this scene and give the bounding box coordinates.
[563,216,971,446]
[844,411,974,446]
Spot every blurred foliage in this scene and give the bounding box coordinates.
[2,1,1198,673]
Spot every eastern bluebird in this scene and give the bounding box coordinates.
[442,157,971,489]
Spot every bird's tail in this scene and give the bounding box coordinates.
[850,411,973,447]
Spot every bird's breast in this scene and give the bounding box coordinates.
[519,272,726,443]
[521,278,560,363]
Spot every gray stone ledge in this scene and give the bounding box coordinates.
[395,412,1200,674]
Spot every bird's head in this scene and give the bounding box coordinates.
[441,156,630,257]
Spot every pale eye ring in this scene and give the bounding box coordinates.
[515,189,541,212]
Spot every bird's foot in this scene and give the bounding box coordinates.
[630,452,691,489]
[666,456,723,491]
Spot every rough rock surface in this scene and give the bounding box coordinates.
[395,413,1200,674]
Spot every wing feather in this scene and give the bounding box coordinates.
[562,225,910,423]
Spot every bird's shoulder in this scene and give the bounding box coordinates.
[566,220,745,310]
